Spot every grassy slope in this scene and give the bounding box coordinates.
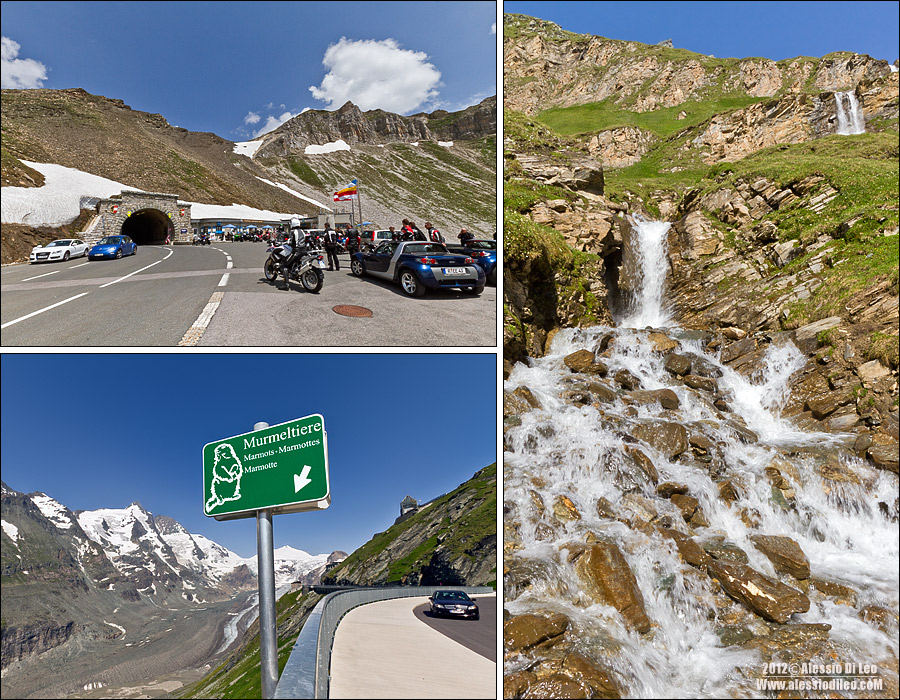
[323,464,496,586]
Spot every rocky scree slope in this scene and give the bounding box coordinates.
[322,464,497,587]
[1,89,496,262]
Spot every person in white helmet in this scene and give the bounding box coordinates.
[282,216,307,289]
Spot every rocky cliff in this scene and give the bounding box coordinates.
[1,89,497,262]
[322,464,497,587]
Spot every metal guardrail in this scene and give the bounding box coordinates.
[274,585,493,699]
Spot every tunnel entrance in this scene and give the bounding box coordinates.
[120,208,173,245]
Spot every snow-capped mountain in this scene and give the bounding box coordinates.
[2,484,339,607]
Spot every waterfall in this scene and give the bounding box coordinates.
[835,91,865,135]
[619,216,673,329]
[504,217,898,697]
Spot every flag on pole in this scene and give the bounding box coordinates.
[333,179,358,201]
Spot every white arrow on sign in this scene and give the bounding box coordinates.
[294,465,313,493]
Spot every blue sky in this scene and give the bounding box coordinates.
[0,1,497,140]
[505,1,899,64]
[0,353,498,558]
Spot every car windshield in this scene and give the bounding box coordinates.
[435,591,471,602]
[469,240,496,250]
[404,244,449,254]
[97,237,122,245]
[47,240,73,247]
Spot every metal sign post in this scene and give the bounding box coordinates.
[203,416,331,699]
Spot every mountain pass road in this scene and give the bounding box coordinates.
[1,243,497,347]
[329,594,496,699]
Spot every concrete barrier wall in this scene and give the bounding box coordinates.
[275,586,493,699]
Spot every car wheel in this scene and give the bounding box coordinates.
[350,259,366,276]
[116,249,123,259]
[131,246,137,256]
[487,269,496,286]
[399,269,425,297]
[63,251,70,261]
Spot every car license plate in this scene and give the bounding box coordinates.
[442,267,466,275]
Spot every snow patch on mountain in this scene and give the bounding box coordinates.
[2,519,20,543]
[30,493,75,529]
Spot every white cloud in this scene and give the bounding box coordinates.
[491,22,497,35]
[252,111,296,138]
[243,111,261,125]
[1,36,47,89]
[309,37,441,114]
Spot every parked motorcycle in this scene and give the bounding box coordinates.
[264,243,326,293]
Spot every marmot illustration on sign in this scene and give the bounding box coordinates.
[205,443,244,511]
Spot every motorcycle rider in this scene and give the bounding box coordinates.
[323,223,340,271]
[425,222,444,243]
[347,228,360,257]
[458,227,475,245]
[282,216,307,289]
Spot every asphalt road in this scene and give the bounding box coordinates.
[413,595,496,662]
[1,242,497,347]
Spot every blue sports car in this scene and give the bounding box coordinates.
[447,239,497,285]
[88,235,137,260]
[350,241,485,297]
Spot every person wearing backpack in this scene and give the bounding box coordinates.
[323,224,340,271]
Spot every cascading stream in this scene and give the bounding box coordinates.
[504,217,898,697]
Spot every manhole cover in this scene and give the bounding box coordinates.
[332,305,373,318]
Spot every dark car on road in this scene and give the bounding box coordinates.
[350,240,485,297]
[88,235,137,260]
[428,590,479,620]
[446,239,497,285]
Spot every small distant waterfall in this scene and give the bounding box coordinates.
[835,91,865,135]
[619,216,673,329]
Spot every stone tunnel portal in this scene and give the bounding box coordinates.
[120,208,173,245]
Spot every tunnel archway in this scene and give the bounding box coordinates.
[120,208,173,245]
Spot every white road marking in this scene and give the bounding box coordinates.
[98,260,163,288]
[178,291,225,346]
[22,270,61,282]
[1,293,90,329]
[68,262,91,269]
[226,261,233,269]
[218,273,230,287]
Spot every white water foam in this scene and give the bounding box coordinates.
[835,91,865,135]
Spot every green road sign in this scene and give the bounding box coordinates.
[203,414,330,520]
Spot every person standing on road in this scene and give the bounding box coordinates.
[323,224,340,271]
[425,222,444,243]
[458,228,475,244]
[389,225,399,241]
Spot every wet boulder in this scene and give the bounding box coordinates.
[513,386,544,410]
[613,368,641,390]
[647,332,678,353]
[664,353,692,376]
[720,337,756,364]
[632,421,689,460]
[561,653,622,699]
[750,535,810,579]
[573,543,652,633]
[564,350,609,376]
[706,559,810,623]
[683,374,718,393]
[504,612,570,652]
[623,445,659,483]
[625,388,680,410]
[658,528,711,568]
[867,443,899,473]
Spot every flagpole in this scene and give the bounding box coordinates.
[356,180,362,227]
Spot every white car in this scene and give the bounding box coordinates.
[29,239,89,263]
